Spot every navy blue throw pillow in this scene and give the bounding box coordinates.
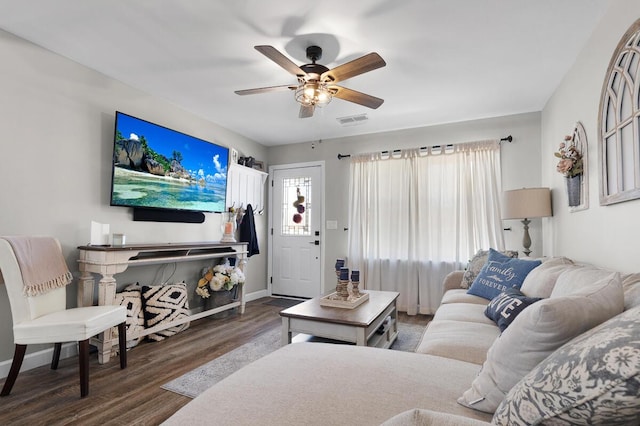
[467,248,541,300]
[484,288,542,331]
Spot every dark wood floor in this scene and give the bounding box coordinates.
[0,297,431,426]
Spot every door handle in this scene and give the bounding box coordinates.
[309,240,320,245]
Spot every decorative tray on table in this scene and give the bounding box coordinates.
[319,291,369,309]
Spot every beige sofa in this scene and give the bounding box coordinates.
[163,256,640,425]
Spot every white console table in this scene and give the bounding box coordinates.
[77,241,248,364]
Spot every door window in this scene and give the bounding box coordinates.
[281,177,311,236]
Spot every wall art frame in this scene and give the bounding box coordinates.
[598,18,640,206]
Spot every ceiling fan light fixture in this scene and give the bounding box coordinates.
[303,83,317,99]
[295,81,332,107]
[237,44,386,118]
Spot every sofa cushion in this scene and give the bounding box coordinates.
[416,320,500,365]
[460,249,518,289]
[381,408,491,426]
[483,288,541,332]
[467,249,541,300]
[433,303,496,326]
[163,343,494,426]
[492,306,640,425]
[458,272,624,414]
[441,289,490,306]
[519,256,574,298]
[141,283,190,341]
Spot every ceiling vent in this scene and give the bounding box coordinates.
[337,113,369,126]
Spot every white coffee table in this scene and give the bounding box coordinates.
[279,290,399,348]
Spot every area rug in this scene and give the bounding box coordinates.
[263,298,304,308]
[162,322,427,398]
[389,322,425,352]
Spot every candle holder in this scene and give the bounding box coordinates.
[320,261,369,308]
[336,267,350,300]
[350,270,360,297]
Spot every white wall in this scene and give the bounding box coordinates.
[541,0,640,272]
[0,29,268,363]
[267,112,543,284]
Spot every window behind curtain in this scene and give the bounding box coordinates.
[347,141,504,314]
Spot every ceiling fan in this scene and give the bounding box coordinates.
[235,45,386,118]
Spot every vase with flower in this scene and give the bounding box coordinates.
[196,259,245,316]
[554,134,583,207]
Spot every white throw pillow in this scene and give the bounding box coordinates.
[519,256,574,298]
[458,272,624,413]
[551,266,621,298]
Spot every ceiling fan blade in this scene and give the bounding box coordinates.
[255,45,306,76]
[299,104,315,118]
[321,52,386,83]
[331,86,384,109]
[235,84,297,96]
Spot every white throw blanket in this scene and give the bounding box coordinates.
[3,236,72,296]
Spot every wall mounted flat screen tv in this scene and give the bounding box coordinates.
[110,111,229,213]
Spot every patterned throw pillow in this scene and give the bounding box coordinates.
[112,283,145,349]
[492,306,640,425]
[141,283,190,342]
[484,288,541,332]
[460,249,518,289]
[467,249,540,300]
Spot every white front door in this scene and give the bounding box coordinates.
[270,163,323,298]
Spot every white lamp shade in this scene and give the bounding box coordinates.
[502,188,552,219]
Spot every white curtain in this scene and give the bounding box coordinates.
[347,141,504,315]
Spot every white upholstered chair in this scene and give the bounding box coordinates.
[0,237,127,398]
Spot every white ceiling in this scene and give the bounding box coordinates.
[0,1,611,146]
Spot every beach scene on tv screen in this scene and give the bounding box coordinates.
[111,113,228,213]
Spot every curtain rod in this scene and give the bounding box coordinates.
[337,135,513,160]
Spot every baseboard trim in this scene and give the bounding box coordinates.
[245,289,268,302]
[0,343,77,379]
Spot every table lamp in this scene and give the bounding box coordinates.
[501,188,552,256]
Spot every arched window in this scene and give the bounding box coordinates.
[599,18,640,205]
